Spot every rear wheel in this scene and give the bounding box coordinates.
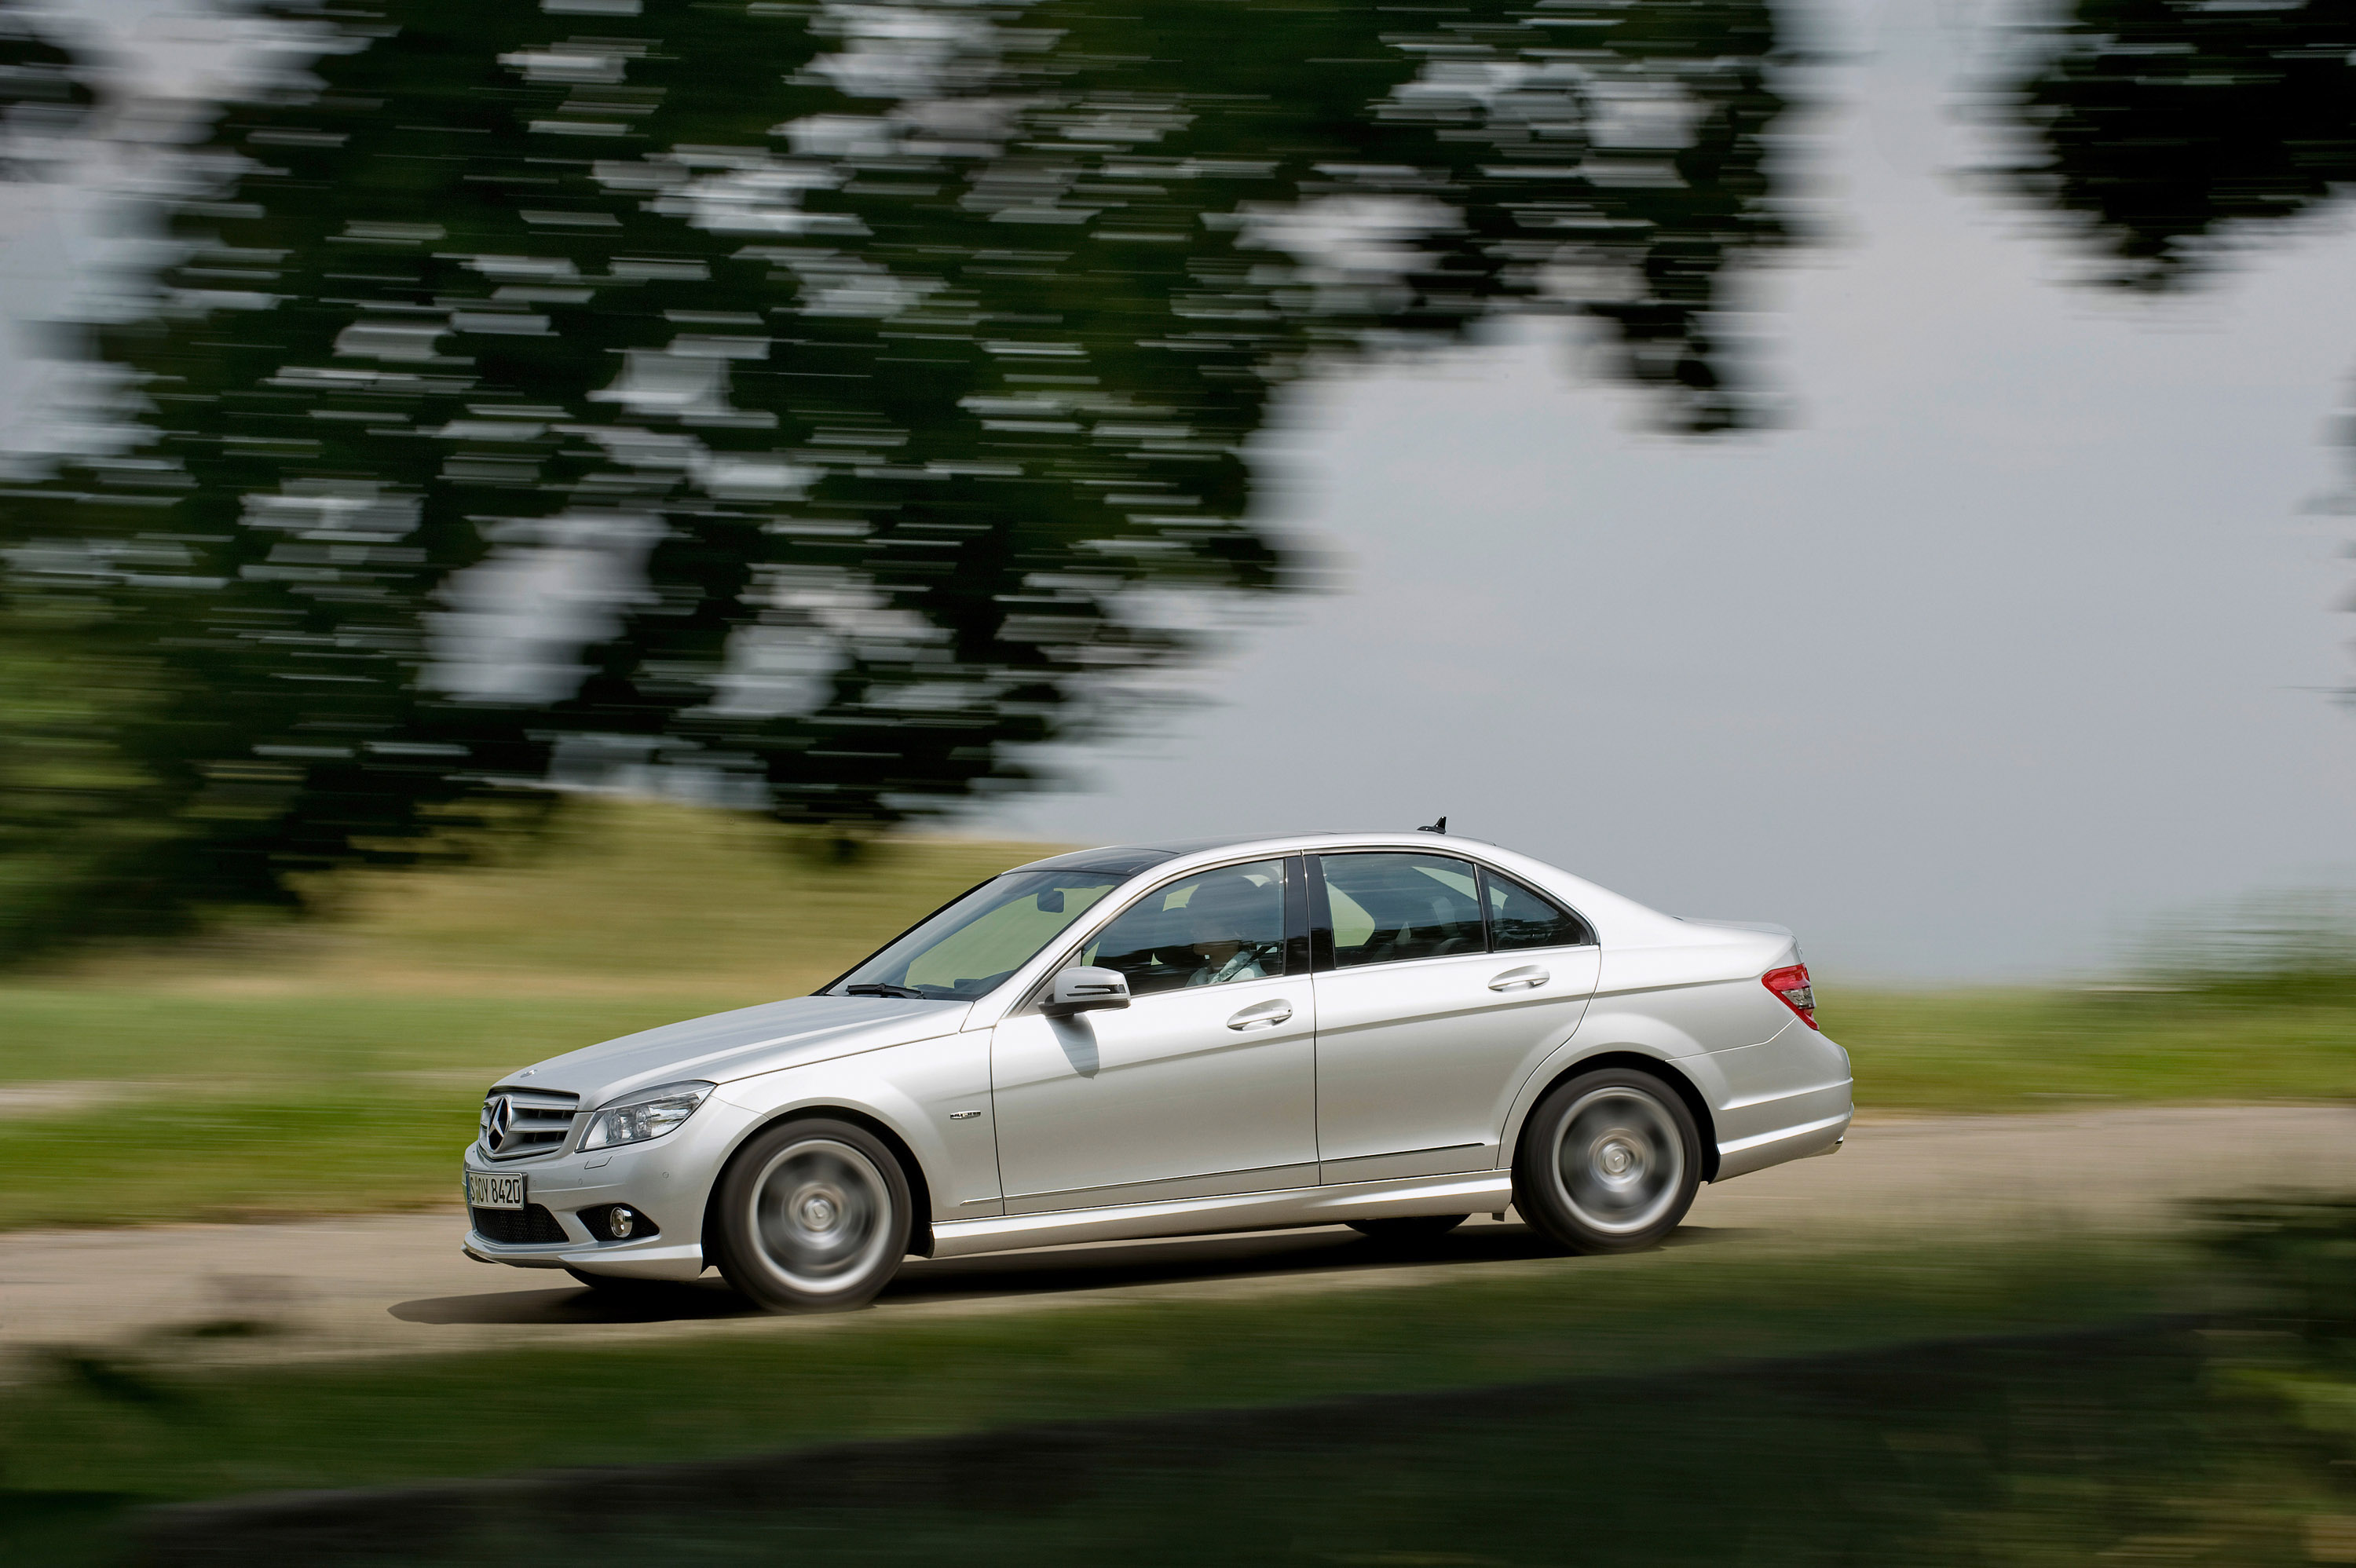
[1347,1214,1467,1245]
[1514,1068,1700,1253]
[711,1118,912,1313]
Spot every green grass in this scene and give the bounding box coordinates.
[363,1330,2335,1568]
[13,1232,2347,1568]
[0,800,2347,1230]
[0,989,714,1087]
[10,799,1056,1009]
[0,1236,2190,1506]
[0,1095,480,1227]
[0,805,1064,1226]
[1817,985,2356,1112]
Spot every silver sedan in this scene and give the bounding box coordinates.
[461,831,1853,1310]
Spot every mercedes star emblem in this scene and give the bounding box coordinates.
[482,1094,513,1153]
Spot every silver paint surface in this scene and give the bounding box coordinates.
[461,831,1853,1279]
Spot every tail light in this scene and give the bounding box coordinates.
[1762,963,1818,1029]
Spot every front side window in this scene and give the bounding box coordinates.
[1080,859,1289,997]
[1485,870,1594,950]
[832,871,1121,1000]
[1320,853,1484,967]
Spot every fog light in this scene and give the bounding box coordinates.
[609,1205,636,1239]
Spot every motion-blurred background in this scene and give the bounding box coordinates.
[2,0,2354,1562]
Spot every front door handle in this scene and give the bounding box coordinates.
[1227,1000,1293,1030]
[1488,966,1549,992]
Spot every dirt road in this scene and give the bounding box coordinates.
[5,1105,2351,1373]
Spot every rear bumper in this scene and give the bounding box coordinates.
[1713,1100,1853,1182]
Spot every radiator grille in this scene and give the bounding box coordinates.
[470,1204,568,1245]
[479,1087,579,1161]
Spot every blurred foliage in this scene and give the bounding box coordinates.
[1993,0,2356,290]
[2193,1193,2356,1563]
[1991,0,2356,707]
[0,0,91,170]
[1823,890,2356,1110]
[5,1229,2352,1567]
[2198,1191,2356,1362]
[0,0,1794,957]
[1820,983,2356,1111]
[0,1237,2193,1538]
[2130,887,2356,1007]
[355,1336,2334,1568]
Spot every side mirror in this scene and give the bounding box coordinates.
[1042,966,1130,1019]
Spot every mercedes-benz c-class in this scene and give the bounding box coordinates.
[462,831,1853,1310]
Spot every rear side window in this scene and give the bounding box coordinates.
[1319,853,1484,967]
[1483,869,1594,951]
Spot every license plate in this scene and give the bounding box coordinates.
[465,1170,525,1210]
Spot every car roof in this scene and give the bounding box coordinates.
[1008,837,1277,875]
[1012,832,1509,877]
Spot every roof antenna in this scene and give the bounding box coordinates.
[1418,815,1447,835]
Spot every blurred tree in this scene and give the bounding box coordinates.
[0,2,92,170]
[0,2,177,949]
[1993,0,2356,291]
[0,0,1793,953]
[1990,0,2356,711]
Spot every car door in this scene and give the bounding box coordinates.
[989,857,1318,1214]
[1310,852,1600,1183]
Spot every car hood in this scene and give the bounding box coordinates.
[496,994,973,1107]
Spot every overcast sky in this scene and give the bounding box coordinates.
[990,0,2356,980]
[5,0,2352,981]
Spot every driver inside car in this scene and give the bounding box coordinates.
[1180,874,1279,987]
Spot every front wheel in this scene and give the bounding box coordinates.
[1513,1069,1700,1254]
[710,1119,913,1313]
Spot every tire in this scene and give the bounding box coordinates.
[1347,1214,1468,1244]
[709,1118,913,1313]
[1513,1068,1700,1254]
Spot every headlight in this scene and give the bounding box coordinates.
[579,1081,715,1151]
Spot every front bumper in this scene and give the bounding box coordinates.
[461,1099,752,1281]
[460,1233,708,1281]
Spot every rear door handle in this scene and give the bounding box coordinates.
[1488,966,1549,992]
[1227,1000,1293,1030]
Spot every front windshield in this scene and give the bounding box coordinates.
[829,871,1122,1001]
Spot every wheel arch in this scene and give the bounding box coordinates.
[704,1104,939,1262]
[1513,1051,1721,1184]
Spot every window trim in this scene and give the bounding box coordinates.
[1304,853,1335,974]
[1283,854,1312,977]
[1012,851,1308,1016]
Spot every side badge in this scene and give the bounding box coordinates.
[948,1110,982,1121]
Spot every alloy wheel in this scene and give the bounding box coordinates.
[747,1136,896,1296]
[1547,1085,1688,1237]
